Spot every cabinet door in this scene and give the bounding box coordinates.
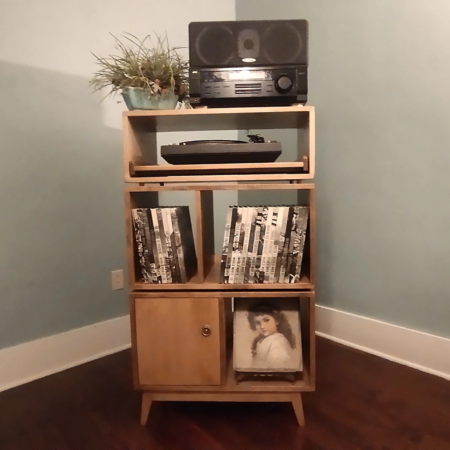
[135,297,222,386]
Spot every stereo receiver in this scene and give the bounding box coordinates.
[188,65,307,107]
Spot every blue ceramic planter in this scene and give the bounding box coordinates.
[121,87,179,110]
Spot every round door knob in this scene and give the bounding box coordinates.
[275,75,293,94]
[201,325,212,337]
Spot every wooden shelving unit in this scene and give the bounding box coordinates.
[123,106,316,427]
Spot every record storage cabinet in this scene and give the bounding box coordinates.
[123,106,316,426]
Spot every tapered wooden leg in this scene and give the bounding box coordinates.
[140,392,152,425]
[291,393,305,427]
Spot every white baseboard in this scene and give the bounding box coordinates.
[2,307,449,393]
[0,315,131,393]
[316,305,450,380]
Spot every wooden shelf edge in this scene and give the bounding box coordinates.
[124,105,315,118]
[126,174,314,184]
[140,392,296,402]
[125,182,315,191]
[131,161,306,173]
[131,291,316,298]
[136,379,313,394]
[137,387,312,397]
[132,282,314,291]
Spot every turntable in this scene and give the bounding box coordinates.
[160,139,282,165]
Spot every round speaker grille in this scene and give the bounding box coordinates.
[262,23,303,64]
[195,25,234,66]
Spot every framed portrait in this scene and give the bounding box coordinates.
[233,298,303,373]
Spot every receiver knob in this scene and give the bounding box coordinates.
[275,75,293,94]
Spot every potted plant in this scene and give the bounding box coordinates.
[90,33,189,110]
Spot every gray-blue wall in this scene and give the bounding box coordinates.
[2,0,449,352]
[237,0,450,338]
[0,0,236,350]
[0,62,126,349]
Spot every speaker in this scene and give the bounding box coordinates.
[189,20,308,68]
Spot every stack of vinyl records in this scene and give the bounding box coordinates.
[132,207,197,283]
[220,206,309,284]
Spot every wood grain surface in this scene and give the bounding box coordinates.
[1,337,449,450]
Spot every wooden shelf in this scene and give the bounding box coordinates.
[132,283,315,291]
[124,105,314,132]
[126,182,315,192]
[138,360,312,393]
[125,184,316,291]
[123,105,315,183]
[129,158,310,183]
[133,260,313,291]
[131,160,308,175]
[130,290,315,298]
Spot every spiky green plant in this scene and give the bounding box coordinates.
[90,33,189,98]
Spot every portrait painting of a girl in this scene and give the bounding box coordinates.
[233,298,303,373]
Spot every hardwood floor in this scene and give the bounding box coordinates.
[1,337,449,450]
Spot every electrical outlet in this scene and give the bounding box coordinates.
[111,270,124,290]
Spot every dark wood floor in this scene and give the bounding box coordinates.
[1,337,449,450]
